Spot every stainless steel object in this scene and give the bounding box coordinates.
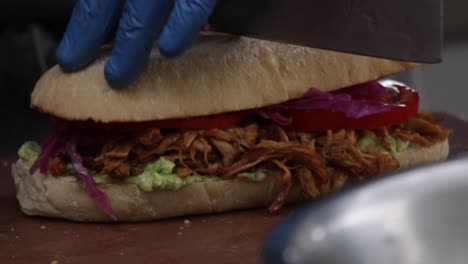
[263,156,468,264]
[209,0,442,63]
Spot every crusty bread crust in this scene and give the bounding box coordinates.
[31,34,420,123]
[394,139,449,168]
[12,140,448,222]
[12,160,305,222]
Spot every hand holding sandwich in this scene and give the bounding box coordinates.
[56,0,217,87]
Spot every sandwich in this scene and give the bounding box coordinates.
[12,34,450,222]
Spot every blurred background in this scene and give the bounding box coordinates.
[0,0,467,155]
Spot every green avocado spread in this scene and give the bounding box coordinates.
[358,132,409,154]
[18,141,265,191]
[238,171,267,182]
[18,141,40,166]
[124,158,222,191]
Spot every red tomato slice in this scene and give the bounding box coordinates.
[91,112,249,132]
[89,83,418,132]
[150,112,247,129]
[282,85,419,131]
[151,84,418,131]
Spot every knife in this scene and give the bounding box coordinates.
[209,0,442,63]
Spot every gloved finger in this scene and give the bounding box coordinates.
[56,0,125,71]
[157,0,217,58]
[105,0,174,87]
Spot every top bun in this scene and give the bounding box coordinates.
[31,34,420,123]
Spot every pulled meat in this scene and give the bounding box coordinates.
[319,130,399,177]
[390,113,451,146]
[135,128,162,146]
[58,113,449,213]
[100,159,130,179]
[48,156,67,176]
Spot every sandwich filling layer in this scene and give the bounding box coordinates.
[21,81,450,220]
[19,113,449,218]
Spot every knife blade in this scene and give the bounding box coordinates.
[209,0,442,63]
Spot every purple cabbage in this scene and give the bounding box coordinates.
[258,81,402,125]
[30,119,117,221]
[66,138,117,221]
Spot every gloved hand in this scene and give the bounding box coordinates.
[56,0,217,87]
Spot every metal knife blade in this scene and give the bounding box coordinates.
[209,0,442,63]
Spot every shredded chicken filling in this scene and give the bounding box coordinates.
[48,113,450,213]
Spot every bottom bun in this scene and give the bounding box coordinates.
[12,140,449,222]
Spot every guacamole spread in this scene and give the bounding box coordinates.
[358,131,409,154]
[18,141,265,191]
[18,141,40,166]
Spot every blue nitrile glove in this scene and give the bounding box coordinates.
[56,0,217,87]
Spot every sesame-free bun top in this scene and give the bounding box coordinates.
[31,34,420,123]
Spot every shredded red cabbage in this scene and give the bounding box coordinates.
[257,109,292,126]
[30,120,67,174]
[257,81,402,125]
[334,81,399,101]
[30,119,117,221]
[65,138,117,221]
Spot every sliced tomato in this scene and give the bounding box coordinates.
[149,84,418,131]
[90,112,249,132]
[87,82,418,132]
[149,112,248,129]
[281,85,419,131]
